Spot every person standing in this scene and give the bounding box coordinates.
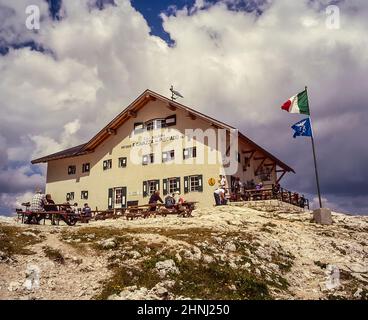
[214,187,225,206]
[149,190,163,211]
[219,175,227,189]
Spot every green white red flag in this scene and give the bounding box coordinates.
[281,89,310,115]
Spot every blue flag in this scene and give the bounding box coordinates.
[291,117,313,138]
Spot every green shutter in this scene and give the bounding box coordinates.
[184,176,189,194]
[122,187,127,208]
[198,175,203,192]
[163,179,168,196]
[176,177,181,193]
[143,181,147,197]
[108,188,113,209]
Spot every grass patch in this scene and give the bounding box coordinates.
[270,251,294,273]
[61,227,287,300]
[171,260,271,300]
[43,246,65,264]
[331,242,347,255]
[314,261,327,269]
[0,225,43,258]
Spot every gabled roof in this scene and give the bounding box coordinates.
[31,144,88,164]
[31,89,295,173]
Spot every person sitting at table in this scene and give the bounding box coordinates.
[44,194,58,225]
[82,203,92,216]
[172,192,188,216]
[81,203,92,223]
[149,190,163,211]
[27,188,47,224]
[165,193,176,209]
[45,194,58,211]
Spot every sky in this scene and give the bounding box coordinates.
[0,0,367,215]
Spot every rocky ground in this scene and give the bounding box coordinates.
[0,205,367,300]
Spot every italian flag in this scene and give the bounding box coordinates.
[281,89,310,115]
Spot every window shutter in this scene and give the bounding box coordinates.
[176,177,181,193]
[193,147,197,158]
[165,115,176,127]
[184,176,189,194]
[122,157,127,167]
[155,180,160,192]
[198,175,203,192]
[66,193,70,201]
[122,187,127,208]
[134,122,144,133]
[163,179,168,196]
[108,188,113,209]
[143,181,148,197]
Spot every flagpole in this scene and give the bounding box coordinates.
[305,86,323,208]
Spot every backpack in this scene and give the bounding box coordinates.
[165,196,175,208]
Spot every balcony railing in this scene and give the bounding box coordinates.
[226,185,310,210]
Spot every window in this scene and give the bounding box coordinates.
[190,176,200,192]
[68,165,76,175]
[163,177,180,195]
[118,157,127,168]
[142,153,154,165]
[143,180,160,197]
[81,191,88,200]
[146,119,166,131]
[66,192,75,201]
[184,175,203,193]
[82,163,90,173]
[134,115,176,133]
[162,150,175,163]
[237,153,241,163]
[103,159,112,170]
[183,147,197,160]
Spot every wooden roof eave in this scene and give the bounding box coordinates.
[81,92,155,151]
[31,150,93,164]
[238,132,295,174]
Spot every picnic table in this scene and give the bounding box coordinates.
[17,203,82,226]
[93,209,126,221]
[125,201,198,220]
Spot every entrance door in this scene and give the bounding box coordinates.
[113,187,127,209]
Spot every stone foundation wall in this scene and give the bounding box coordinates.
[229,200,308,213]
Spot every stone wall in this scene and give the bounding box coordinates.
[229,200,309,213]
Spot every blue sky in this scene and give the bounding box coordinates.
[0,0,367,215]
[131,0,195,44]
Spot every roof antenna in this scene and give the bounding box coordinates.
[170,85,184,101]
